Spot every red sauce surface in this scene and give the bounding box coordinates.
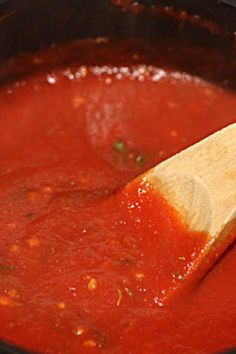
[0,40,236,354]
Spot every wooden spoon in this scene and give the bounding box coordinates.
[126,123,236,301]
[147,123,236,238]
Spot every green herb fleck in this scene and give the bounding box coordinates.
[114,141,126,153]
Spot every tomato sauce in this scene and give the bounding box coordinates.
[0,39,235,354]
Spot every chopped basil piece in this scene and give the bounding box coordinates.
[114,140,126,153]
[114,140,147,167]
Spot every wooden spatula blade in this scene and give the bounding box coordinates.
[123,124,236,303]
[148,123,236,238]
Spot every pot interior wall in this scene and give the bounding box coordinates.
[0,0,235,87]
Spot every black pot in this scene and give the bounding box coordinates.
[0,1,235,353]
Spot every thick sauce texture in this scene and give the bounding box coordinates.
[0,41,236,354]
